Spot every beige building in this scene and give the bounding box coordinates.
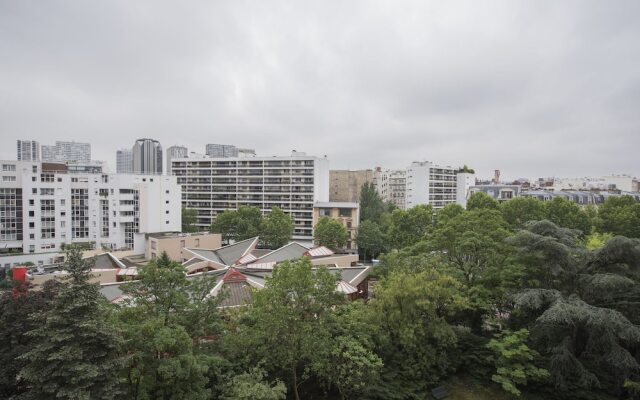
[313,202,359,252]
[374,167,407,209]
[329,170,374,202]
[146,232,222,262]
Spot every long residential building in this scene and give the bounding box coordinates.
[116,149,133,174]
[166,145,188,175]
[406,162,475,209]
[374,168,407,209]
[17,140,40,161]
[172,151,329,242]
[0,160,181,263]
[41,141,91,162]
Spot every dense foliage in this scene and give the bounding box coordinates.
[210,206,293,248]
[3,194,640,399]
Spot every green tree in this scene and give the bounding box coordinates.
[583,231,613,250]
[230,258,342,400]
[598,195,640,238]
[211,206,263,244]
[466,192,499,210]
[386,205,433,250]
[487,329,549,397]
[314,216,348,250]
[181,207,198,233]
[260,207,293,249]
[359,182,386,223]
[544,197,592,235]
[435,203,464,226]
[119,256,221,399]
[500,197,546,229]
[355,220,386,262]
[0,280,60,398]
[220,368,286,400]
[20,246,124,400]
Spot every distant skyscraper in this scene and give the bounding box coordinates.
[205,144,239,158]
[41,141,91,162]
[166,145,188,175]
[132,139,162,175]
[116,149,133,174]
[16,140,40,161]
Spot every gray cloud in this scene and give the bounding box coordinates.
[1,0,639,180]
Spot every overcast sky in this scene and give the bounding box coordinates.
[1,1,639,180]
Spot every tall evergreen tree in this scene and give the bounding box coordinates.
[359,182,386,223]
[20,246,124,400]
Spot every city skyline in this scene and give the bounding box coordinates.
[1,1,639,180]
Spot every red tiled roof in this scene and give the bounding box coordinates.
[222,268,247,283]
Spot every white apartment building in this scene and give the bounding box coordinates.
[171,151,329,242]
[116,149,133,173]
[166,145,188,175]
[373,168,407,209]
[17,140,40,161]
[41,141,91,162]
[548,175,640,193]
[0,161,181,263]
[406,161,468,210]
[456,172,475,208]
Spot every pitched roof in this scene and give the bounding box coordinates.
[218,281,253,308]
[336,280,358,294]
[184,237,259,267]
[304,246,334,257]
[252,242,309,264]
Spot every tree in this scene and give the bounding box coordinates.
[260,207,293,249]
[359,182,386,223]
[500,197,546,229]
[181,207,198,233]
[355,220,386,262]
[220,368,286,400]
[230,258,342,400]
[598,195,640,238]
[386,205,433,250]
[466,192,499,210]
[487,329,549,397]
[211,206,263,244]
[314,217,348,250]
[20,246,124,400]
[118,255,222,399]
[435,203,464,226]
[544,197,592,235]
[0,280,60,398]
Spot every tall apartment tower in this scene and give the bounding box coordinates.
[405,161,458,210]
[166,145,188,175]
[116,149,133,173]
[172,151,329,242]
[41,141,91,162]
[16,140,40,161]
[132,139,162,175]
[205,144,239,158]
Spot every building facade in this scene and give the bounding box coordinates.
[329,169,374,203]
[146,232,221,262]
[469,184,521,202]
[374,168,407,209]
[0,160,181,260]
[41,141,91,163]
[132,138,162,175]
[17,140,40,161]
[405,162,459,210]
[172,152,330,242]
[313,201,359,252]
[456,172,476,208]
[166,145,188,175]
[205,144,239,158]
[116,149,133,174]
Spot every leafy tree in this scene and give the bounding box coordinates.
[119,256,222,399]
[386,205,433,250]
[435,203,464,226]
[487,329,549,397]
[0,280,60,398]
[211,206,263,244]
[500,197,546,229]
[181,207,198,233]
[220,368,286,400]
[544,197,592,235]
[230,258,342,400]
[583,231,613,250]
[466,192,499,210]
[359,182,386,223]
[598,195,640,238]
[260,207,293,249]
[314,216,348,250]
[355,220,386,262]
[20,246,124,400]
[368,268,469,398]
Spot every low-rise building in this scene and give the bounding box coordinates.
[469,185,521,202]
[145,232,222,262]
[313,201,359,252]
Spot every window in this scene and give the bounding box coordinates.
[29,234,34,239]
[2,176,16,182]
[165,210,169,214]
[29,222,34,228]
[338,208,351,217]
[166,190,170,194]
[60,199,65,206]
[32,177,36,182]
[40,188,54,195]
[57,177,62,182]
[28,211,34,217]
[32,188,37,194]
[2,164,16,171]
[32,166,37,173]
[165,200,169,204]
[29,199,34,206]
[319,208,331,217]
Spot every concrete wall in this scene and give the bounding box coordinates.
[147,233,222,262]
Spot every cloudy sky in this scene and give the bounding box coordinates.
[1,1,638,180]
